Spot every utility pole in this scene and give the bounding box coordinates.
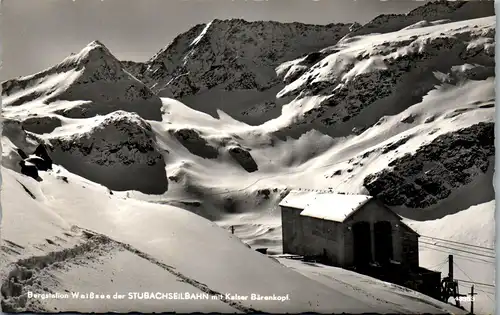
[469,285,477,314]
[448,254,453,280]
[441,255,462,306]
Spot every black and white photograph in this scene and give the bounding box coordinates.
[0,0,496,313]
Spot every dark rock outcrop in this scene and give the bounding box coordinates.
[228,146,258,173]
[16,149,28,160]
[364,122,494,208]
[16,144,53,180]
[172,129,219,159]
[25,156,50,172]
[21,116,62,134]
[19,161,41,181]
[33,144,53,170]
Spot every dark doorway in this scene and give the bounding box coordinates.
[352,221,372,266]
[374,221,394,265]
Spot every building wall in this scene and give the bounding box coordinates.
[300,216,343,265]
[281,206,304,254]
[342,200,417,267]
[400,224,419,268]
[281,206,343,264]
[342,223,354,267]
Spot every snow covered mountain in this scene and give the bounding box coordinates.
[1,1,495,313]
[347,0,494,37]
[272,16,494,139]
[2,41,163,121]
[123,20,355,125]
[43,111,169,194]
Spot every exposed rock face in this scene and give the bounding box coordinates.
[21,116,62,134]
[20,161,40,181]
[14,144,53,180]
[364,122,494,208]
[228,146,258,173]
[32,144,53,170]
[123,20,354,99]
[47,111,168,194]
[241,101,277,118]
[24,156,49,171]
[171,129,219,159]
[119,1,493,104]
[2,41,163,121]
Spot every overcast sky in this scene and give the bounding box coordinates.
[1,0,427,81]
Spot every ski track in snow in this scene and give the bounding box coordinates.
[1,227,255,313]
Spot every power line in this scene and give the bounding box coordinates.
[420,242,495,264]
[453,261,496,311]
[399,230,495,257]
[419,241,495,259]
[419,235,494,252]
[457,280,496,308]
[420,244,494,264]
[455,278,495,289]
[454,263,495,289]
[426,258,448,270]
[418,245,493,265]
[457,282,495,295]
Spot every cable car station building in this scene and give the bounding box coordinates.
[279,190,441,299]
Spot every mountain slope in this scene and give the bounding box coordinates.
[269,16,494,139]
[0,167,465,314]
[2,41,162,121]
[123,20,355,125]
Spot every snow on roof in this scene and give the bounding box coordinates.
[299,193,373,222]
[280,190,373,222]
[278,190,318,209]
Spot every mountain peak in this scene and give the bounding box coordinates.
[2,39,163,121]
[59,40,118,69]
[88,39,106,47]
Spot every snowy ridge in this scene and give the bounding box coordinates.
[127,19,354,97]
[348,0,493,37]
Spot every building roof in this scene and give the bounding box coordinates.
[278,190,318,209]
[300,193,373,223]
[280,190,374,223]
